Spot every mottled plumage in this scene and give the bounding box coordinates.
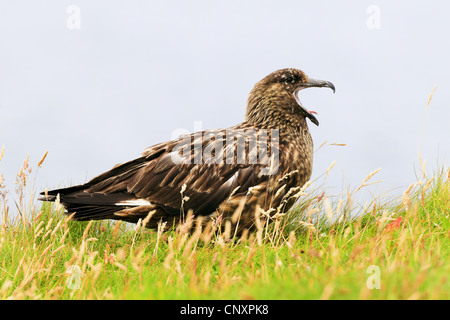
[40,68,334,234]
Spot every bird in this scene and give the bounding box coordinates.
[39,68,335,235]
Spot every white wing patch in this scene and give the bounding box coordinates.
[115,199,152,206]
[224,171,239,188]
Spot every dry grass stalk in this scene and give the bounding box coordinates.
[0,146,4,162]
[329,143,347,147]
[153,221,167,258]
[37,150,48,168]
[426,86,438,109]
[82,221,94,240]
[402,183,415,210]
[355,168,382,193]
[298,220,316,233]
[419,86,438,164]
[315,140,327,152]
[324,198,333,221]
[326,161,336,177]
[112,220,122,240]
[142,210,156,229]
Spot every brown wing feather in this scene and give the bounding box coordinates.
[83,127,275,217]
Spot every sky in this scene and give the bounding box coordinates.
[0,0,449,210]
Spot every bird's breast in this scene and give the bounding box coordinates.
[278,129,314,187]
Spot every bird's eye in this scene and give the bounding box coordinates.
[285,76,295,84]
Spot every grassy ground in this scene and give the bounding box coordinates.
[0,151,448,300]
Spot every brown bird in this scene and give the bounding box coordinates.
[39,68,334,235]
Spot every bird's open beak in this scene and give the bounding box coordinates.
[300,78,336,93]
[294,78,335,126]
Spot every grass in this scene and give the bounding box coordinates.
[0,148,448,300]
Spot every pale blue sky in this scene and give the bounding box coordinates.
[0,1,448,208]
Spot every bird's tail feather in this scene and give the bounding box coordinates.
[39,187,144,223]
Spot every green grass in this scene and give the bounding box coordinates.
[0,153,448,299]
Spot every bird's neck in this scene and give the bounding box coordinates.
[244,99,310,141]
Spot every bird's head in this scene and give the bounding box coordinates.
[246,68,335,126]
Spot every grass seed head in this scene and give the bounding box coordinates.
[37,150,48,168]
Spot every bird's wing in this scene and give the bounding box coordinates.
[84,128,279,216]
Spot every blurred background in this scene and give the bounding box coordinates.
[0,0,448,208]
